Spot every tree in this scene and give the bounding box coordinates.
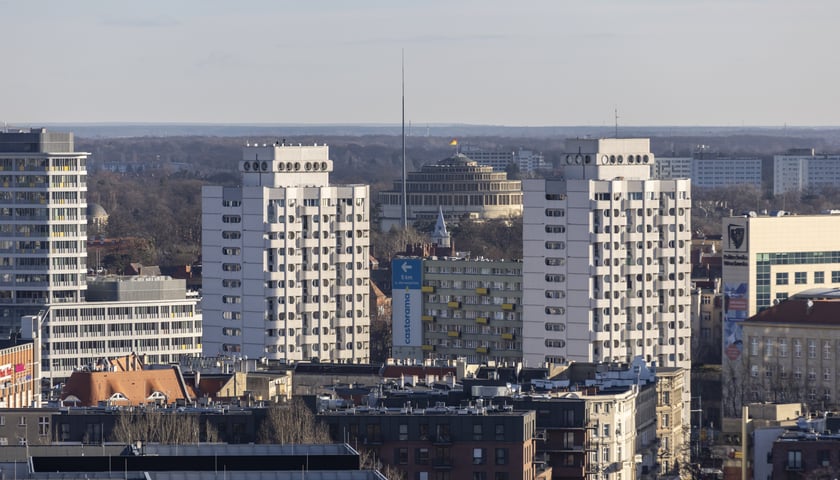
[256,399,330,444]
[110,409,218,444]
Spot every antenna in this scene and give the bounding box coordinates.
[401,48,408,230]
[614,108,619,138]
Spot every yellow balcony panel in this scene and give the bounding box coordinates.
[421,315,435,322]
[447,331,460,338]
[475,287,489,295]
[476,347,488,354]
[475,317,488,325]
[422,345,435,351]
[501,303,515,311]
[421,286,435,293]
[501,333,514,340]
[447,301,461,309]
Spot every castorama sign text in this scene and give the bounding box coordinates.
[391,258,423,348]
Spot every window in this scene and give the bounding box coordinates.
[473,448,486,464]
[416,447,429,465]
[602,446,610,462]
[494,474,510,480]
[472,474,487,480]
[662,391,670,405]
[833,271,840,283]
[472,423,482,441]
[776,272,788,285]
[395,448,408,465]
[787,450,803,470]
[765,339,774,357]
[815,271,825,284]
[661,414,670,428]
[779,339,788,357]
[809,339,817,358]
[794,339,802,358]
[750,337,758,356]
[795,272,807,284]
[824,341,832,360]
[603,424,610,437]
[399,424,408,441]
[38,416,48,436]
[495,448,508,465]
[18,417,25,426]
[495,424,505,440]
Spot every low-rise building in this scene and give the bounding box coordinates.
[319,405,544,480]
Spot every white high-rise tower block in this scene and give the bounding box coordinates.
[523,138,692,371]
[202,143,371,364]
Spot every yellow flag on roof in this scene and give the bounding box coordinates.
[449,139,458,146]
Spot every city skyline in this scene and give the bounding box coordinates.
[2,0,839,127]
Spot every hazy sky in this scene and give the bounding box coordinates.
[2,0,838,126]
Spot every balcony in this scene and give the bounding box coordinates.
[501,303,515,311]
[476,346,488,354]
[432,457,454,469]
[475,317,488,325]
[447,331,460,338]
[422,285,435,293]
[447,301,460,309]
[421,315,435,322]
[432,436,452,446]
[475,287,488,295]
[422,345,435,351]
[501,333,514,340]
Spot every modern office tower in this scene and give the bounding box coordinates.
[773,148,840,195]
[720,212,840,415]
[202,143,370,364]
[522,138,692,371]
[377,153,523,231]
[0,129,89,335]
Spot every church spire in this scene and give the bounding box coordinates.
[431,206,450,248]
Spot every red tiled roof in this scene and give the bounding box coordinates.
[747,299,840,326]
[61,367,196,406]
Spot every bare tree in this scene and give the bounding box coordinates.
[358,448,407,480]
[110,409,218,444]
[256,399,330,444]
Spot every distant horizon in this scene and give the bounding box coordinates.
[3,2,839,126]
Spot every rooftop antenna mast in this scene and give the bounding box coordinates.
[401,49,408,230]
[614,108,619,138]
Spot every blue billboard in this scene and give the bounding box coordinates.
[392,258,423,348]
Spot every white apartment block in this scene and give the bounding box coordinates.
[651,157,692,180]
[202,143,370,364]
[654,155,763,189]
[523,138,692,372]
[690,156,763,189]
[458,145,548,173]
[773,149,840,195]
[0,129,89,335]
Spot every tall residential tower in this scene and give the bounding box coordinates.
[523,138,692,371]
[202,143,371,364]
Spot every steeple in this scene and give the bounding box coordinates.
[431,207,450,248]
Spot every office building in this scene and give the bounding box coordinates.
[31,275,201,384]
[202,143,370,364]
[522,138,692,371]
[651,156,692,180]
[377,153,523,231]
[0,129,89,335]
[773,148,840,195]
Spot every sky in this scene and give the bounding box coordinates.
[1,0,839,127]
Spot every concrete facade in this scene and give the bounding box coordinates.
[202,143,371,364]
[522,138,692,371]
